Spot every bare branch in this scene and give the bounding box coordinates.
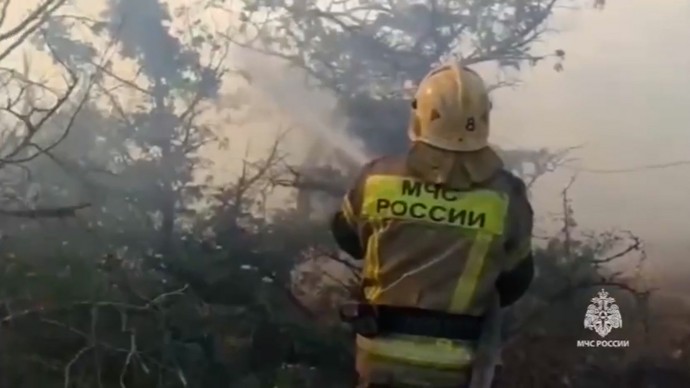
[119,331,138,388]
[1,284,189,324]
[0,202,90,218]
[0,34,83,167]
[64,345,93,388]
[560,174,578,261]
[593,230,644,265]
[0,0,68,63]
[92,61,152,96]
[271,163,347,197]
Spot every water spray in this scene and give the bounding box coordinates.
[236,49,371,168]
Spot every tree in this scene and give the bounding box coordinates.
[0,0,235,386]
[0,0,88,221]
[225,0,579,156]
[0,1,353,386]
[95,0,228,256]
[0,0,67,62]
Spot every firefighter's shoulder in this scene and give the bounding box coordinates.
[496,169,533,220]
[496,168,528,198]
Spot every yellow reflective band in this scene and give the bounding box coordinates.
[449,231,493,313]
[357,334,475,370]
[364,219,388,302]
[341,195,357,226]
[361,175,508,235]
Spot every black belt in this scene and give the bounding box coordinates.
[340,303,484,341]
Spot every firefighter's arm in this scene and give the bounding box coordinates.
[330,193,364,260]
[496,178,535,307]
[330,164,369,260]
[496,253,534,307]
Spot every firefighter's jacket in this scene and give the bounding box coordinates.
[331,145,534,371]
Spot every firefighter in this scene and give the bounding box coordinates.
[331,62,535,388]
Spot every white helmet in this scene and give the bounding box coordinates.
[408,62,492,152]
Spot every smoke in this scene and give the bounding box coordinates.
[231,47,370,168]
